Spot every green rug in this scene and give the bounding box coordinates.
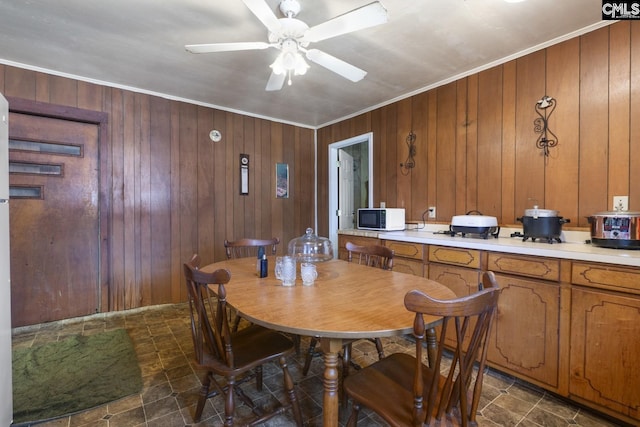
[12,328,143,425]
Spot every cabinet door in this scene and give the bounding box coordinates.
[487,274,560,389]
[428,264,481,348]
[570,287,640,420]
[428,263,480,297]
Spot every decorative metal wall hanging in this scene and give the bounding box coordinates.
[400,130,416,175]
[533,96,558,157]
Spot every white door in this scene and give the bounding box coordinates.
[338,149,355,229]
[0,93,13,425]
[328,133,373,253]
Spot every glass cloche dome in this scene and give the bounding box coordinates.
[288,228,334,263]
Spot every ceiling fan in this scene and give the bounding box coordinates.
[185,0,388,91]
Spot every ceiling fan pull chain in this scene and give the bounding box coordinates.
[288,69,293,86]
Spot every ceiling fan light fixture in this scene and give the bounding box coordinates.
[270,50,309,77]
[188,0,389,91]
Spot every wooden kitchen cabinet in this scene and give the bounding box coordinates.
[426,246,484,348]
[569,264,640,423]
[426,245,484,296]
[487,272,561,389]
[427,263,481,297]
[485,252,563,390]
[339,233,640,425]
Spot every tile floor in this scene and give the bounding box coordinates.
[11,303,625,427]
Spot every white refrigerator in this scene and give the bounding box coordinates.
[0,93,13,425]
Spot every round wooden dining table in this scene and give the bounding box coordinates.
[201,257,456,427]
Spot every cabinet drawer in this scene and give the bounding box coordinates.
[384,240,424,260]
[393,257,425,277]
[572,262,640,295]
[338,235,381,249]
[338,235,381,261]
[487,253,560,282]
[428,246,481,269]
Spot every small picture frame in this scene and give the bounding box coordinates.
[276,163,289,199]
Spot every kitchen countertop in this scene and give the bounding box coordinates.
[339,225,640,268]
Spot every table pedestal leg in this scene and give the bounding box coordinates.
[321,338,342,427]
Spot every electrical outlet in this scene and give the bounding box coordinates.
[428,206,436,219]
[613,196,629,211]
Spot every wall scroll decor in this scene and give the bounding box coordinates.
[400,130,416,175]
[534,96,557,157]
[276,163,289,198]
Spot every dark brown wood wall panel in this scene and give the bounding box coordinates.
[179,102,199,269]
[371,108,385,205]
[137,94,152,307]
[149,97,172,305]
[4,67,36,99]
[454,79,468,217]
[477,66,503,219]
[295,127,315,237]
[630,22,640,211]
[608,22,631,205]
[435,82,458,220]
[316,126,329,235]
[396,98,412,211]
[383,103,398,207]
[316,22,635,236]
[411,92,429,220]
[515,50,546,214]
[501,60,517,224]
[545,38,580,223]
[579,27,610,226]
[109,89,127,310]
[169,102,181,302]
[1,64,315,313]
[465,74,479,214]
[270,122,285,246]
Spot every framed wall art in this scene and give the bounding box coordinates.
[276,163,289,199]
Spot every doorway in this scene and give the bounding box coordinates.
[7,102,106,327]
[328,132,373,253]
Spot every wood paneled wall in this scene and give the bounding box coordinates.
[0,65,315,312]
[317,21,640,236]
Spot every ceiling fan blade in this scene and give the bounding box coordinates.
[305,49,367,82]
[242,0,282,33]
[185,42,271,54]
[303,1,388,43]
[265,71,286,91]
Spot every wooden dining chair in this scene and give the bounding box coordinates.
[224,237,280,259]
[345,241,394,271]
[343,272,500,427]
[183,254,303,426]
[302,241,394,376]
[224,237,280,330]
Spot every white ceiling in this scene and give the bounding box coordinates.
[0,0,607,128]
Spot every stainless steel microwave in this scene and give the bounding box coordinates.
[357,208,405,231]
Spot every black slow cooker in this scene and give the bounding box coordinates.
[517,206,569,243]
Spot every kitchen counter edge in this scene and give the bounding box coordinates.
[338,228,640,268]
